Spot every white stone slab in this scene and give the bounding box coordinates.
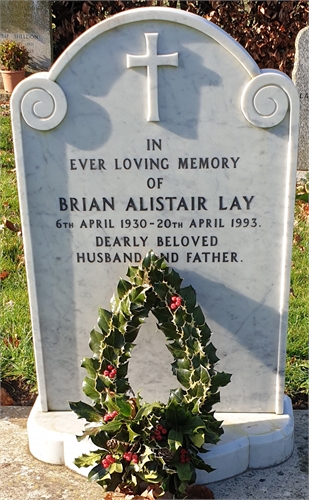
[11,7,299,417]
[292,26,309,171]
[0,0,52,75]
[27,395,294,482]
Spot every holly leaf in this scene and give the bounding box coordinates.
[179,286,196,313]
[109,462,123,474]
[113,311,128,333]
[117,279,132,299]
[74,451,102,468]
[69,401,102,422]
[180,416,205,434]
[159,322,179,340]
[166,341,185,359]
[168,429,183,451]
[88,463,110,482]
[211,372,232,391]
[89,329,104,358]
[137,461,163,482]
[196,365,211,386]
[90,431,109,448]
[142,251,153,269]
[135,402,163,420]
[121,296,131,317]
[192,306,205,326]
[200,323,212,342]
[115,396,132,417]
[98,308,112,334]
[165,402,187,427]
[190,454,214,472]
[115,377,130,394]
[102,420,122,432]
[165,269,182,289]
[129,286,148,305]
[182,323,195,341]
[176,462,193,481]
[105,329,125,349]
[76,425,102,442]
[152,307,171,323]
[204,342,219,364]
[82,377,99,402]
[168,388,185,405]
[81,357,100,378]
[127,423,140,442]
[153,282,169,300]
[176,368,191,389]
[176,358,191,370]
[189,432,205,448]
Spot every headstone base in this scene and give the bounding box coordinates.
[27,396,294,483]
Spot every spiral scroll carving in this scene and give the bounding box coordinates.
[16,77,67,131]
[241,72,292,129]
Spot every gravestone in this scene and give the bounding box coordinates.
[293,26,309,171]
[11,7,298,482]
[0,0,51,85]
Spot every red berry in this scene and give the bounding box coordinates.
[176,298,182,305]
[157,424,163,430]
[156,435,162,441]
[171,296,177,302]
[132,454,138,463]
[107,365,113,371]
[103,415,109,422]
[110,369,117,378]
[170,303,177,310]
[161,428,167,434]
[103,370,110,376]
[124,452,132,461]
[106,454,115,464]
[112,410,118,417]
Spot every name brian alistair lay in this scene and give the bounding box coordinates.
[59,195,254,212]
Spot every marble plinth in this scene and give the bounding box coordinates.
[28,396,294,483]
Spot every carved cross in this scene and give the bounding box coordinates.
[127,33,178,122]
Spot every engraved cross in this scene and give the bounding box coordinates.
[127,33,178,122]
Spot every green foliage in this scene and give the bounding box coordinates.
[0,40,30,71]
[0,114,35,391]
[286,199,309,399]
[70,252,231,497]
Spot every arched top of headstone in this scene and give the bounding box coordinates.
[12,6,298,134]
[50,7,260,80]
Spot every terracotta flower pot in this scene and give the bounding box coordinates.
[1,69,25,93]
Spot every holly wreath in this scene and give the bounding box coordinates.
[70,251,231,498]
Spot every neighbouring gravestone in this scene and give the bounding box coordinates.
[0,0,51,84]
[293,26,309,171]
[11,7,298,481]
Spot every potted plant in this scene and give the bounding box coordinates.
[0,39,30,93]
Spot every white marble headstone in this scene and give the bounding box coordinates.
[11,7,299,414]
